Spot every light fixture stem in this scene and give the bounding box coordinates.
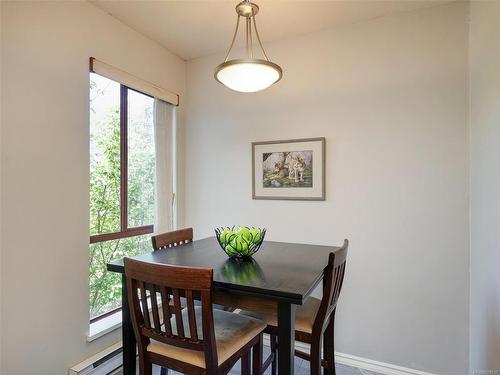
[252,15,270,61]
[249,15,254,58]
[246,17,250,57]
[224,14,241,62]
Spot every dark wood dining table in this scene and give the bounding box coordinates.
[107,236,340,375]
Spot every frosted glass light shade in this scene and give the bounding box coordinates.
[215,59,282,93]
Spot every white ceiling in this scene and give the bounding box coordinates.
[90,0,453,61]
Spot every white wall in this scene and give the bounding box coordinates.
[0,2,185,374]
[0,2,3,372]
[469,1,500,374]
[185,3,469,375]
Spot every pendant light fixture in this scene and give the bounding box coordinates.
[215,0,283,93]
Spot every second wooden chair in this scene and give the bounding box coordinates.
[151,227,194,250]
[240,239,348,375]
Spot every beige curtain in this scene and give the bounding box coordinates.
[153,98,175,234]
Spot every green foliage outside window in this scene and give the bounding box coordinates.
[89,236,151,318]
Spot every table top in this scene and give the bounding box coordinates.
[107,237,340,305]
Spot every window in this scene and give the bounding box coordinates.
[89,73,156,320]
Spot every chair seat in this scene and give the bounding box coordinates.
[240,297,321,334]
[147,307,266,369]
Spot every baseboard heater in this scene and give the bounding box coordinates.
[69,342,123,375]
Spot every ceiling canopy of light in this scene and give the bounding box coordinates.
[214,0,283,93]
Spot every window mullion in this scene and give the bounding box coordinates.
[120,85,128,233]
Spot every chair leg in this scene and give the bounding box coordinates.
[270,334,277,375]
[138,356,152,375]
[323,312,336,375]
[253,334,263,375]
[242,351,251,375]
[160,367,169,375]
[310,337,322,375]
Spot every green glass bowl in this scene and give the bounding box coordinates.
[214,226,266,259]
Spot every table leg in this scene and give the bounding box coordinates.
[121,273,136,375]
[277,301,296,375]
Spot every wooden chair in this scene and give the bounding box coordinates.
[242,239,348,375]
[124,258,266,375]
[151,227,194,250]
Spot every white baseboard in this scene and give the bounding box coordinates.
[263,335,438,375]
[333,351,438,375]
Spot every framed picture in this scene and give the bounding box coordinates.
[252,137,325,200]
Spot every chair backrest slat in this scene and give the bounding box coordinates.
[149,285,161,331]
[313,239,348,335]
[139,281,151,328]
[124,258,218,367]
[160,286,173,336]
[172,288,185,339]
[334,263,346,303]
[152,228,194,251]
[186,290,198,342]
